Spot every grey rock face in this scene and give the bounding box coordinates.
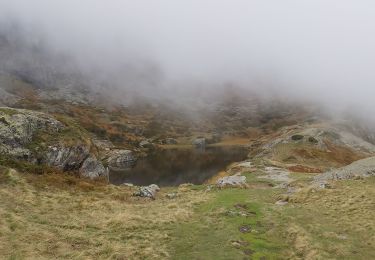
[0,107,115,180]
[79,155,108,180]
[217,175,247,188]
[134,184,160,199]
[107,149,137,169]
[44,145,90,171]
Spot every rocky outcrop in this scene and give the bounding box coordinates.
[44,144,90,171]
[314,156,375,184]
[106,149,137,170]
[0,107,108,179]
[79,155,108,180]
[0,107,64,159]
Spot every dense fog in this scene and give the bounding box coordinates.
[1,1,375,115]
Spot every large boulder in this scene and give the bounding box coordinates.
[133,184,160,199]
[217,175,247,188]
[44,144,90,171]
[106,149,137,169]
[79,155,108,180]
[192,137,206,148]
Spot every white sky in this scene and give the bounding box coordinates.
[1,0,375,113]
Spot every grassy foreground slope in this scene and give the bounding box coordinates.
[1,166,375,259]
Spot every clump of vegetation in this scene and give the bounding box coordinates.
[82,122,108,139]
[0,108,18,116]
[109,133,125,144]
[291,134,304,141]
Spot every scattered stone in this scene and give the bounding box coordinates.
[216,175,247,188]
[231,241,242,249]
[166,192,178,199]
[230,240,249,248]
[122,183,134,187]
[318,182,332,189]
[165,138,178,145]
[133,184,160,199]
[275,200,289,206]
[239,225,251,233]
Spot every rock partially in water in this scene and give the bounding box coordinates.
[139,139,154,149]
[165,138,178,145]
[217,175,247,188]
[79,155,108,180]
[192,137,206,148]
[107,149,137,169]
[134,184,160,199]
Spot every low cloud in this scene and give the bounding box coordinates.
[1,0,375,115]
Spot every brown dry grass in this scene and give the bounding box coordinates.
[0,169,208,259]
[277,177,375,259]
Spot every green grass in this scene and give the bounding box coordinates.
[169,187,286,259]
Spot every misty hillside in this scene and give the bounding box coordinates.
[1,1,375,260]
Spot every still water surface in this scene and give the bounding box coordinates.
[109,146,248,186]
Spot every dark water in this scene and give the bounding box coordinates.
[109,146,248,186]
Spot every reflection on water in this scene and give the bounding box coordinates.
[109,146,248,186]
